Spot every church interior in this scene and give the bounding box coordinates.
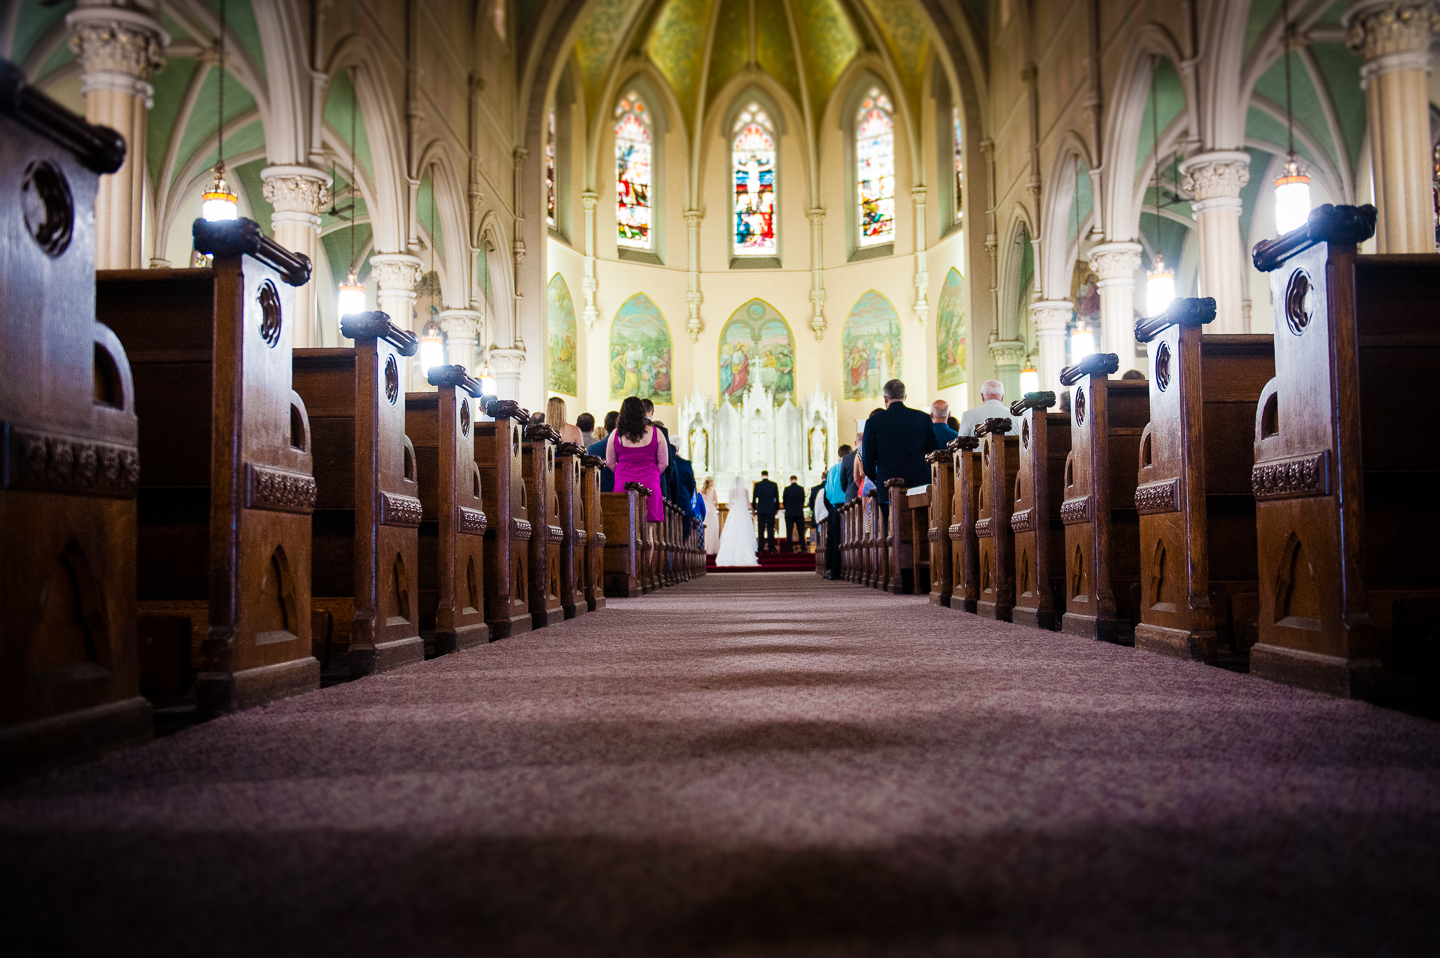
[3,0,1440,952]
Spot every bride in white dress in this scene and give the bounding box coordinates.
[715,475,759,566]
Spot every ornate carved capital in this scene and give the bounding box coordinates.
[67,8,168,83]
[369,253,424,293]
[809,288,827,340]
[261,166,332,217]
[1178,152,1251,202]
[807,207,827,226]
[989,339,1027,368]
[488,346,526,376]
[685,289,703,342]
[439,308,482,339]
[684,208,703,227]
[1346,1,1439,68]
[1031,300,1073,334]
[581,191,598,212]
[1088,242,1143,281]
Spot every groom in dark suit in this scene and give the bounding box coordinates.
[752,471,780,553]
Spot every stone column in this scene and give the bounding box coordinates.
[807,208,827,339]
[439,309,481,375]
[262,166,332,348]
[684,209,703,341]
[370,253,423,388]
[489,346,526,402]
[581,191,599,328]
[911,187,929,323]
[1088,242,1143,372]
[1346,1,1440,252]
[1030,301,1073,394]
[67,2,168,270]
[1178,151,1250,334]
[988,339,1027,401]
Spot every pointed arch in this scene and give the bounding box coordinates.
[1039,134,1098,300]
[325,36,410,254]
[414,144,473,309]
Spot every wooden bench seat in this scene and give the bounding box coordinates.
[602,482,647,597]
[926,450,955,606]
[1010,393,1071,630]
[521,417,564,627]
[475,400,532,638]
[949,436,983,613]
[884,479,928,595]
[976,419,1019,621]
[580,455,608,611]
[554,441,585,619]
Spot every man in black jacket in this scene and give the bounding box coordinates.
[752,470,780,553]
[862,379,939,518]
[782,475,806,552]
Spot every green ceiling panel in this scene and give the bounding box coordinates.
[1135,58,1185,179]
[1310,42,1365,169]
[1253,53,1333,167]
[1065,160,1093,249]
[575,0,635,113]
[418,170,445,261]
[321,197,370,233]
[1238,146,1272,241]
[648,0,714,130]
[202,0,267,81]
[858,0,929,117]
[706,0,749,106]
[789,0,859,122]
[176,67,258,188]
[323,223,374,289]
[324,69,375,181]
[1243,0,1283,62]
[12,0,73,66]
[148,60,199,185]
[189,119,267,187]
[234,159,272,234]
[755,0,801,110]
[1245,105,1322,170]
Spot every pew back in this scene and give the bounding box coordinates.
[976,421,1019,621]
[949,438,982,612]
[474,402,532,637]
[1011,397,1070,630]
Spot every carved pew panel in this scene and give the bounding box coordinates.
[521,417,564,627]
[602,483,646,597]
[100,218,321,716]
[926,450,954,605]
[555,442,584,619]
[1250,205,1440,699]
[0,74,152,779]
[580,455,608,611]
[1059,354,1150,643]
[976,419,1019,621]
[885,479,920,594]
[1131,299,1273,663]
[474,400,532,638]
[1010,394,1071,630]
[949,437,982,613]
[406,365,489,655]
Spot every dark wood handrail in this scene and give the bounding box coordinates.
[1251,203,1377,273]
[1059,352,1120,387]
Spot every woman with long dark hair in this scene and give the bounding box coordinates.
[605,396,668,527]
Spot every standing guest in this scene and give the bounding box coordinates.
[841,435,861,502]
[576,412,596,443]
[931,400,959,446]
[809,477,826,550]
[782,475,806,552]
[547,396,585,446]
[824,445,851,578]
[752,470,780,553]
[672,445,696,536]
[957,379,1023,438]
[588,410,620,492]
[699,479,720,555]
[605,399,668,564]
[862,380,939,517]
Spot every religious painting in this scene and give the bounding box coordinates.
[841,290,902,401]
[719,299,794,407]
[547,273,578,396]
[609,293,673,404]
[732,103,777,256]
[936,267,966,389]
[1070,261,1100,329]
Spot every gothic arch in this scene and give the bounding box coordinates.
[414,143,474,309]
[325,36,410,254]
[1039,133,1098,300]
[717,299,796,407]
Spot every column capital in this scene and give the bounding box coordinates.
[67,6,169,84]
[809,289,827,340]
[1346,2,1439,71]
[439,308,482,339]
[582,191,598,211]
[807,208,827,225]
[261,165,333,220]
[684,209,703,226]
[1031,301,1074,333]
[1177,151,1251,201]
[488,346,526,375]
[369,253,424,292]
[1088,242,1143,280]
[989,339,1027,368]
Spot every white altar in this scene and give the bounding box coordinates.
[677,383,839,505]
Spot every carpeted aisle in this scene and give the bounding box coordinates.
[4,573,1440,956]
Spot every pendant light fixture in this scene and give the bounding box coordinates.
[336,70,366,320]
[1145,56,1175,317]
[201,0,238,221]
[1068,155,1094,362]
[418,172,446,376]
[1019,359,1040,396]
[1273,0,1311,234]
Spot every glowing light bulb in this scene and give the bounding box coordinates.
[1146,253,1175,317]
[419,320,445,376]
[336,270,366,321]
[202,164,239,221]
[1274,156,1311,234]
[1069,325,1095,364]
[1020,362,1040,396]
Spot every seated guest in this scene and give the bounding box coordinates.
[824,445,851,577]
[587,410,619,492]
[862,380,939,515]
[1059,390,1071,414]
[947,415,961,433]
[1121,369,1146,380]
[547,396,585,445]
[957,379,1023,438]
[576,411,597,443]
[841,435,861,502]
[931,400,959,446]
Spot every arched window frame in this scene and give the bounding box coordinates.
[844,78,898,261]
[933,71,963,237]
[612,77,668,265]
[548,65,576,242]
[725,88,787,270]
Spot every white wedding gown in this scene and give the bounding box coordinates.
[715,479,759,566]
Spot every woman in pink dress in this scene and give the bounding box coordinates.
[605,396,668,525]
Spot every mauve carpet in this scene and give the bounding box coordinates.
[3,573,1440,956]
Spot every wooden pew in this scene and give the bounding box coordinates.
[580,454,608,611]
[884,479,925,595]
[927,450,955,606]
[1009,392,1071,630]
[0,71,150,778]
[554,441,585,620]
[100,219,321,714]
[841,501,857,582]
[1058,353,1150,643]
[976,418,1019,621]
[949,436,983,613]
[520,416,564,628]
[816,516,828,575]
[406,365,489,655]
[1249,204,1440,699]
[475,399,532,637]
[1132,298,1274,663]
[293,312,422,678]
[602,481,646,597]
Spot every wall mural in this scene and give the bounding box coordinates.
[936,267,966,389]
[841,290,902,401]
[411,269,442,332]
[609,293,673,404]
[719,299,795,406]
[547,273,578,396]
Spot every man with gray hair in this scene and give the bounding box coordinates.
[957,379,1024,438]
[930,400,959,446]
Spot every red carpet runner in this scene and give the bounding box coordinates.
[707,549,817,572]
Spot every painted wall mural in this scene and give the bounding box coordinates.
[841,290,902,401]
[547,273,578,396]
[936,267,966,389]
[719,299,795,406]
[609,293,673,404]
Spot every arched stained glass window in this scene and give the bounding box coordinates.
[546,109,557,228]
[615,94,653,250]
[856,88,896,248]
[732,103,776,256]
[953,106,963,218]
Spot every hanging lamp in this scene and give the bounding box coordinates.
[1019,359,1040,396]
[1066,154,1093,363]
[336,71,366,320]
[201,0,238,221]
[1145,57,1175,317]
[417,172,446,376]
[1273,0,1311,233]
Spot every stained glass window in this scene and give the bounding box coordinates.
[953,105,963,218]
[732,103,776,256]
[546,109,557,228]
[614,94,652,250]
[856,88,895,247]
